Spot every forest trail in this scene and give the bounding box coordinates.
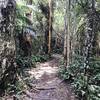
[20,54,76,100]
[3,54,76,100]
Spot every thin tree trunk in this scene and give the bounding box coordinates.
[67,0,71,67]
[48,0,52,54]
[64,0,67,66]
[67,1,70,67]
[70,0,77,63]
[64,0,71,67]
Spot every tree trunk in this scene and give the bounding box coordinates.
[0,0,17,94]
[48,0,52,54]
[64,1,67,65]
[64,0,71,67]
[66,0,71,67]
[83,1,96,99]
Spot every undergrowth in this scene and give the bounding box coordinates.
[32,54,50,63]
[16,54,50,68]
[5,54,50,97]
[59,55,100,100]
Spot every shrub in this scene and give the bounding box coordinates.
[32,54,49,63]
[59,55,100,100]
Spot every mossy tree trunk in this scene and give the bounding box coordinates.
[0,0,17,94]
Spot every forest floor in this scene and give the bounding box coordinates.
[2,54,76,100]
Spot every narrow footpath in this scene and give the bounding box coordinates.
[3,55,76,100]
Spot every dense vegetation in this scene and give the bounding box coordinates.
[0,0,100,100]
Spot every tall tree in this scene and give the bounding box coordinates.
[67,0,71,67]
[64,0,67,65]
[0,0,17,94]
[48,0,52,54]
[39,0,53,54]
[64,0,71,67]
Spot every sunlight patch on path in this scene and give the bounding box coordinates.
[28,62,58,79]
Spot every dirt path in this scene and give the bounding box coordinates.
[2,54,76,100]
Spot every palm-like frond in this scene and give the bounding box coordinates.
[16,1,33,26]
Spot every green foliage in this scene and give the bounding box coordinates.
[89,85,100,100]
[32,36,44,54]
[16,1,32,27]
[59,55,100,100]
[6,80,25,95]
[16,55,34,68]
[32,55,49,62]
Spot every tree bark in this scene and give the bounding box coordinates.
[67,0,71,67]
[64,0,71,67]
[48,0,52,54]
[0,0,17,94]
[64,1,67,65]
